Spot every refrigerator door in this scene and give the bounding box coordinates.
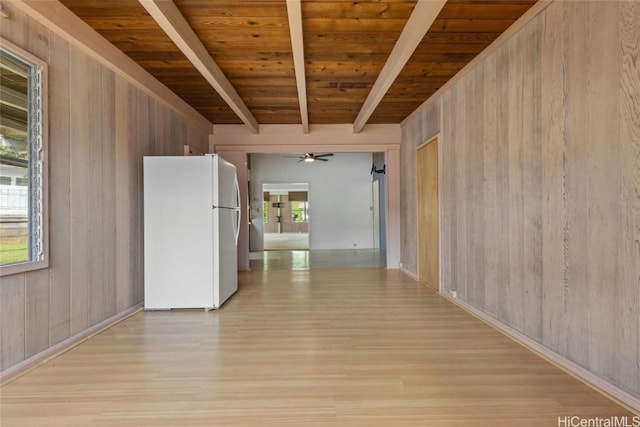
[211,154,239,308]
[212,154,239,209]
[213,207,238,308]
[144,156,215,310]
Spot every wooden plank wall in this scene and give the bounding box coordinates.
[400,0,640,398]
[0,3,210,372]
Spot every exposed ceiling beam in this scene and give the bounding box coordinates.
[353,0,447,133]
[139,0,259,134]
[285,0,309,134]
[11,0,212,132]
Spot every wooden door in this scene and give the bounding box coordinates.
[417,137,439,290]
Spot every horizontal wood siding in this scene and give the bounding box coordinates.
[400,0,640,398]
[0,3,210,372]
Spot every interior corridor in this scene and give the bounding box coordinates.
[0,268,631,426]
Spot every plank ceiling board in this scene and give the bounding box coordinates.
[60,0,539,127]
[174,0,300,125]
[302,0,418,124]
[59,0,241,124]
[369,0,538,123]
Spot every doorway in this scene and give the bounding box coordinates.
[262,183,309,250]
[416,136,439,290]
[372,180,380,249]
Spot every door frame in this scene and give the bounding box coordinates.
[415,134,441,292]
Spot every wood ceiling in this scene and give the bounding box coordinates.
[59,0,537,130]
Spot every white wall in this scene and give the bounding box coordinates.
[250,153,374,251]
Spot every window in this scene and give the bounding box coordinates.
[291,201,309,223]
[0,38,48,275]
[263,201,268,223]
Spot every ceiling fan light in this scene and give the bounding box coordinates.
[304,157,314,162]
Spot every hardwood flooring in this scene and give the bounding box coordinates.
[0,267,634,426]
[263,233,309,251]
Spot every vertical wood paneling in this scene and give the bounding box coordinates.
[87,59,105,327]
[69,46,90,335]
[1,14,210,372]
[506,30,525,333]
[0,275,25,370]
[115,77,132,313]
[126,85,141,309]
[101,66,117,320]
[400,124,417,274]
[521,18,542,342]
[24,269,49,357]
[0,1,27,45]
[563,0,590,368]
[482,53,498,316]
[456,83,468,300]
[136,90,151,303]
[25,10,48,60]
[587,0,620,384]
[440,90,455,292]
[401,0,639,399]
[48,29,72,345]
[618,0,640,395]
[494,42,510,324]
[540,1,565,355]
[470,67,485,308]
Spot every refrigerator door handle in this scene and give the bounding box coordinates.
[233,174,241,245]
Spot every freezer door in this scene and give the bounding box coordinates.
[213,155,240,209]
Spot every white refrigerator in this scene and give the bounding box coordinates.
[143,154,240,310]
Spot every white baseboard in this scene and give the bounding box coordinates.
[0,304,143,385]
[439,292,640,414]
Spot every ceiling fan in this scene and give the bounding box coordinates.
[285,152,334,162]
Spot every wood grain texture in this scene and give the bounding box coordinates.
[400,99,441,275]
[69,45,91,336]
[562,0,589,368]
[586,0,620,385]
[416,138,439,290]
[0,10,210,373]
[59,0,535,126]
[0,268,633,425]
[115,76,132,314]
[520,16,542,343]
[539,0,565,355]
[482,51,498,316]
[0,275,25,371]
[618,0,640,396]
[48,28,72,346]
[401,0,640,399]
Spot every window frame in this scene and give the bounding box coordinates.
[290,201,309,223]
[0,37,49,277]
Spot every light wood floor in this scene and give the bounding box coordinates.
[263,232,309,250]
[0,268,634,426]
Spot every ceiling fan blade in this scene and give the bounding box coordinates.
[314,153,334,158]
[316,158,329,161]
[284,155,303,159]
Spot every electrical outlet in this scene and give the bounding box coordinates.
[449,290,457,298]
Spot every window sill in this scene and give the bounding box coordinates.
[0,258,49,277]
